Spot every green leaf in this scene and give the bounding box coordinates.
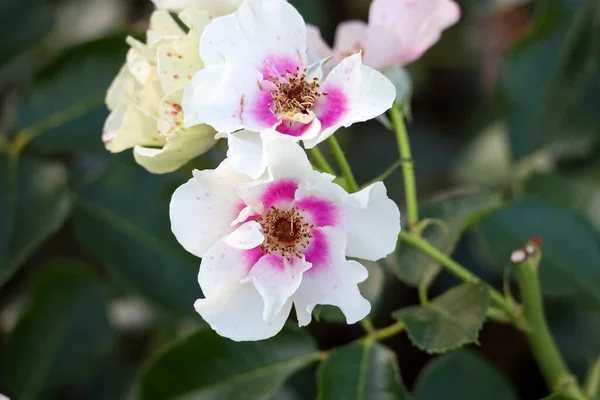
[73,156,201,315]
[21,35,129,154]
[135,325,318,400]
[0,153,72,283]
[0,0,54,65]
[414,349,518,400]
[394,191,503,286]
[314,258,386,323]
[523,173,600,232]
[498,0,600,160]
[475,199,600,308]
[392,283,490,354]
[317,341,410,400]
[6,260,116,400]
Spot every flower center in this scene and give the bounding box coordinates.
[259,206,313,260]
[268,67,323,123]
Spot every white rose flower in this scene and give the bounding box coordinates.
[104,9,217,174]
[182,0,396,179]
[170,140,401,341]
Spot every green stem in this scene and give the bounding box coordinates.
[327,136,359,192]
[389,104,419,232]
[309,146,336,176]
[366,321,405,342]
[361,159,402,189]
[585,357,600,399]
[398,231,517,316]
[360,319,375,334]
[515,258,586,400]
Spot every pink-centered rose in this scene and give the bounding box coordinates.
[170,140,401,341]
[182,0,395,179]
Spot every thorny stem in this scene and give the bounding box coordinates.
[327,136,359,192]
[309,146,336,176]
[389,104,419,233]
[515,256,587,400]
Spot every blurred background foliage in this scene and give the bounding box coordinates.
[0,0,599,399]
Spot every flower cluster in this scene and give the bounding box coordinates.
[103,0,457,341]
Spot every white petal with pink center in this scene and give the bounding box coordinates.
[170,140,401,341]
[183,0,395,176]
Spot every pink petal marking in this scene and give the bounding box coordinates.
[244,246,264,271]
[261,179,299,208]
[261,253,286,270]
[303,228,329,274]
[250,84,279,128]
[259,54,304,80]
[275,120,314,137]
[295,196,338,227]
[314,85,348,130]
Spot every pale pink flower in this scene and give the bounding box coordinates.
[182,0,395,179]
[170,140,401,341]
[308,0,460,70]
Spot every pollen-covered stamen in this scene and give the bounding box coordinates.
[268,67,324,122]
[259,206,313,260]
